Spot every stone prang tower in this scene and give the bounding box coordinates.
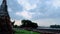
[0,0,14,34]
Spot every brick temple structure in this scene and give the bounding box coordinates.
[0,0,14,34]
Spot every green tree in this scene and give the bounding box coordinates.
[50,25,60,28]
[14,25,18,28]
[20,20,38,28]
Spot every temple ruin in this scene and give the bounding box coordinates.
[0,0,14,34]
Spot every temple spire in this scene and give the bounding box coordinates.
[0,0,10,19]
[1,0,7,8]
[0,0,14,34]
[2,0,7,4]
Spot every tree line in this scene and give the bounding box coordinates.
[13,20,38,29]
[13,20,60,28]
[50,25,60,28]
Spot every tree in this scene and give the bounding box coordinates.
[13,25,18,28]
[31,23,38,28]
[20,20,38,28]
[50,25,60,28]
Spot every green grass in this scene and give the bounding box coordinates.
[15,29,40,34]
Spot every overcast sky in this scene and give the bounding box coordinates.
[0,0,60,26]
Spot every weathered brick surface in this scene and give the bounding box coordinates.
[0,0,13,34]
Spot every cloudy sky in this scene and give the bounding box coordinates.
[0,0,60,26]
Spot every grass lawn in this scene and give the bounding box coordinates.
[15,29,40,34]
